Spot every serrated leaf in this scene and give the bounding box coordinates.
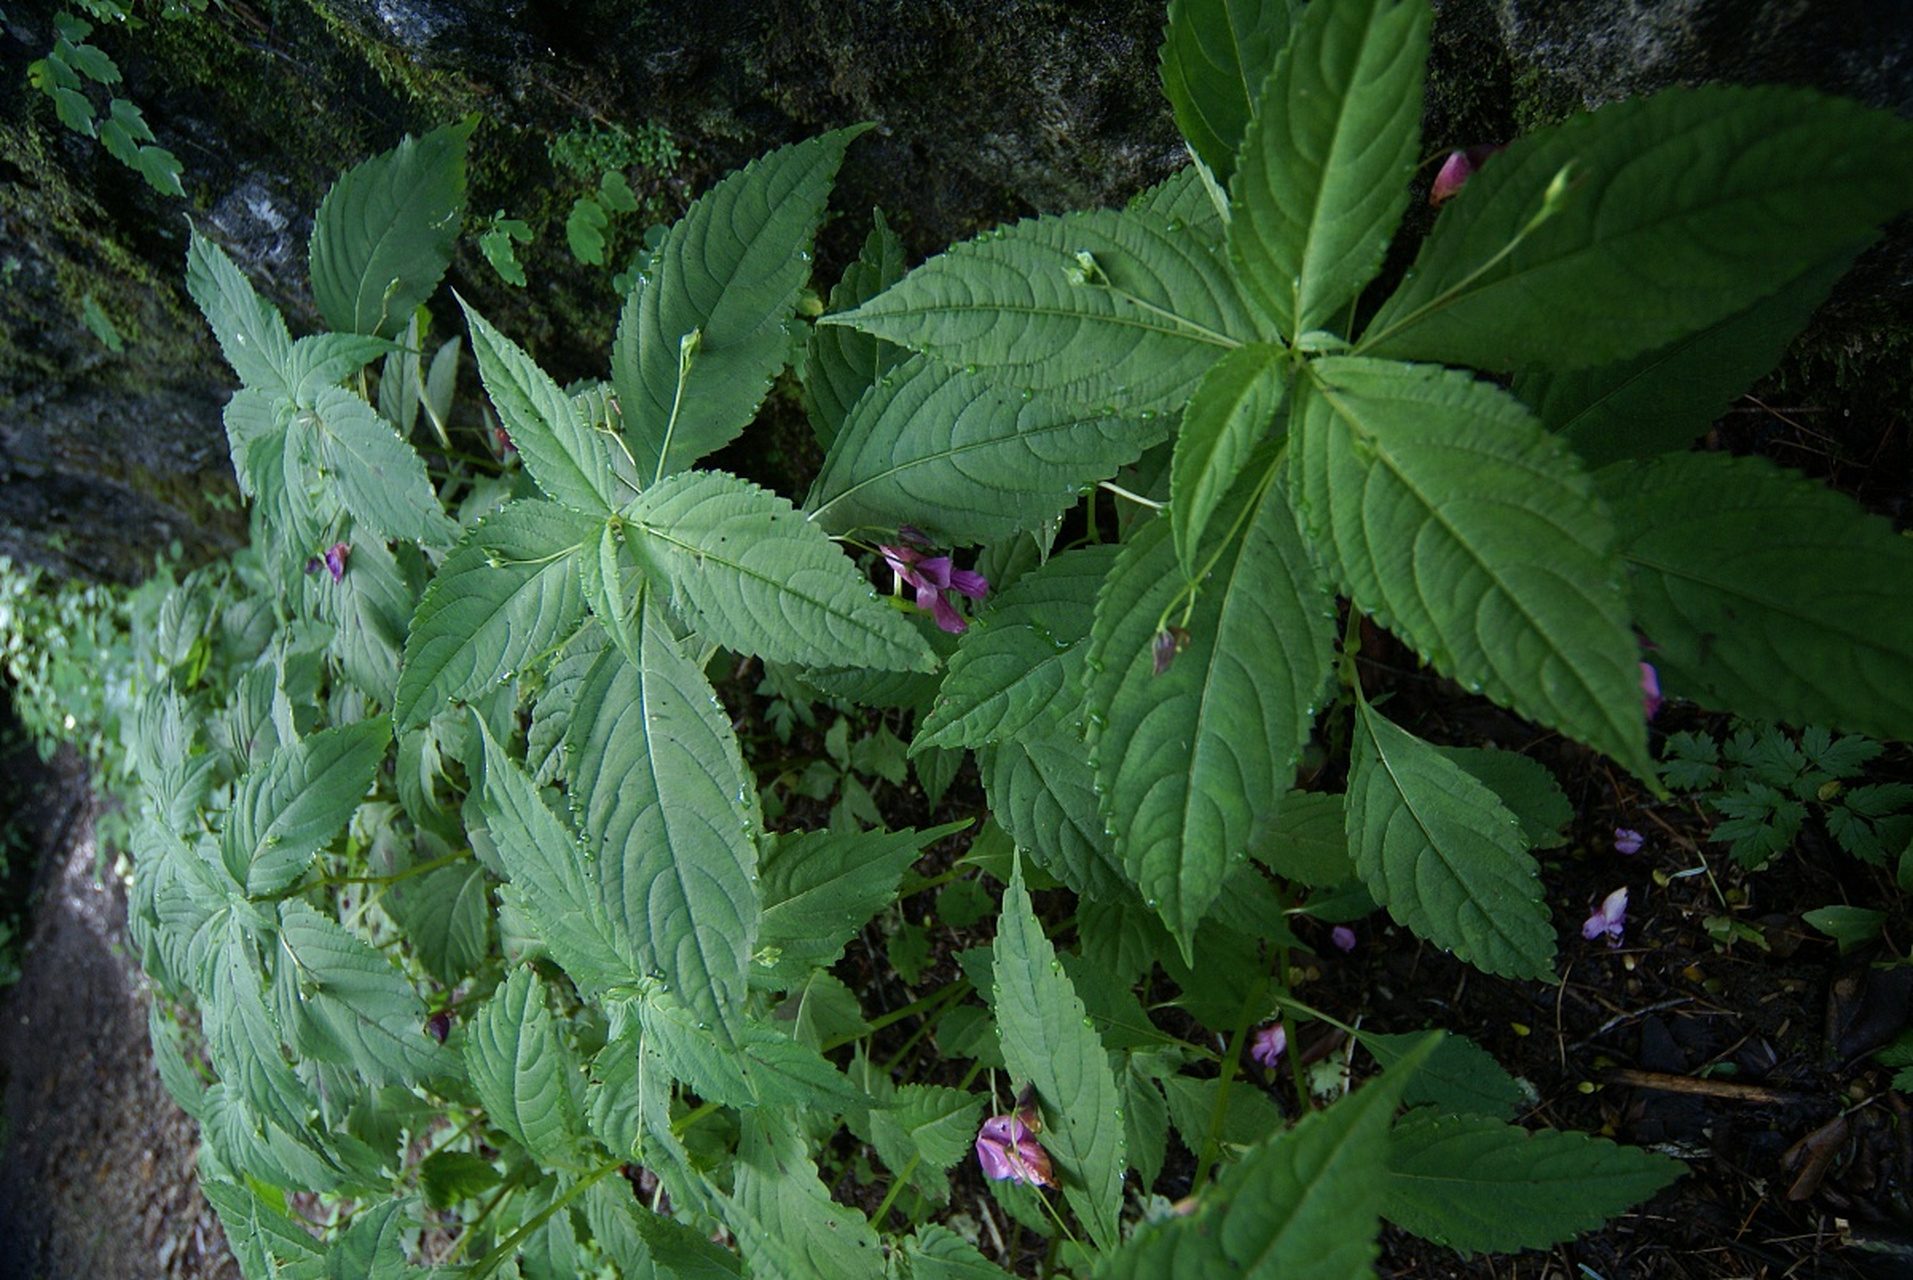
[1348,699,1554,979]
[1440,747,1572,850]
[627,469,936,672]
[1363,85,1913,371]
[1158,0,1294,185]
[202,1180,327,1280]
[727,1115,885,1280]
[615,127,865,481]
[473,714,634,992]
[1096,1034,1437,1279]
[807,356,1163,546]
[1087,474,1337,953]
[310,117,473,338]
[382,859,491,985]
[870,1084,985,1203]
[639,988,863,1111]
[419,1150,501,1209]
[203,929,313,1141]
[276,899,453,1085]
[290,333,395,405]
[187,231,293,394]
[756,824,963,984]
[1171,342,1287,577]
[1598,451,1913,742]
[1514,252,1858,469]
[561,600,759,1033]
[1229,0,1427,338]
[917,544,1119,752]
[566,194,608,263]
[992,865,1127,1250]
[1292,358,1650,776]
[905,1225,1017,1280]
[1249,790,1353,886]
[465,966,585,1167]
[222,718,390,895]
[1384,1109,1682,1252]
[394,500,595,731]
[1359,1031,1524,1120]
[305,385,458,547]
[979,737,1131,902]
[461,300,624,514]
[831,205,1252,414]
[323,1197,412,1280]
[809,207,909,449]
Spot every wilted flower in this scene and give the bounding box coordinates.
[1331,925,1358,953]
[1430,144,1503,206]
[1613,827,1645,855]
[306,543,350,583]
[1640,662,1663,720]
[975,1110,1052,1187]
[1249,1022,1287,1070]
[426,1010,451,1044]
[1582,887,1629,946]
[1152,625,1191,676]
[880,532,988,633]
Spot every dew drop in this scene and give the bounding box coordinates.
[964,364,981,376]
[1164,218,1184,233]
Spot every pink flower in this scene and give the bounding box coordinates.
[1613,827,1644,855]
[1582,887,1629,946]
[879,534,988,633]
[975,1111,1052,1187]
[1249,1022,1287,1070]
[1331,925,1357,953]
[1640,662,1663,720]
[305,543,350,583]
[1430,144,1503,206]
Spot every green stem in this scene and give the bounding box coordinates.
[1193,971,1269,1187]
[871,1152,923,1226]
[825,979,971,1053]
[253,849,471,903]
[471,1162,619,1278]
[444,1164,531,1265]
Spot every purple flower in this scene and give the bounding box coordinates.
[1640,662,1662,720]
[1152,625,1191,676]
[323,543,350,583]
[1613,827,1645,855]
[1430,144,1503,206]
[1582,887,1629,946]
[1331,925,1357,953]
[1249,1022,1287,1070]
[880,537,988,634]
[975,1111,1052,1187]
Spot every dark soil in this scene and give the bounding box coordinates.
[0,721,236,1280]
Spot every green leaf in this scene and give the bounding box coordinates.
[222,718,390,895]
[202,1180,326,1280]
[1249,790,1354,886]
[566,194,609,263]
[464,965,585,1167]
[992,864,1128,1250]
[1348,699,1554,979]
[755,824,963,985]
[1171,342,1287,577]
[1384,1109,1682,1252]
[809,207,909,450]
[276,899,453,1085]
[419,1150,501,1209]
[323,1197,412,1280]
[472,714,635,992]
[979,737,1131,902]
[310,117,473,338]
[1440,747,1572,849]
[1514,253,1858,469]
[561,600,759,1033]
[870,1084,986,1203]
[305,385,458,548]
[133,141,186,198]
[1158,0,1294,186]
[614,127,866,481]
[1087,475,1338,953]
[626,469,936,672]
[1598,452,1913,742]
[807,356,1164,547]
[461,300,626,514]
[186,231,293,395]
[289,333,395,404]
[394,500,595,731]
[1096,1034,1437,1279]
[1292,358,1649,776]
[727,1116,885,1280]
[1162,1073,1284,1153]
[830,205,1253,415]
[1229,0,1427,338]
[904,1225,1017,1280]
[917,544,1118,752]
[1363,85,1913,371]
[203,928,314,1141]
[638,988,863,1111]
[1359,1031,1524,1121]
[382,860,491,985]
